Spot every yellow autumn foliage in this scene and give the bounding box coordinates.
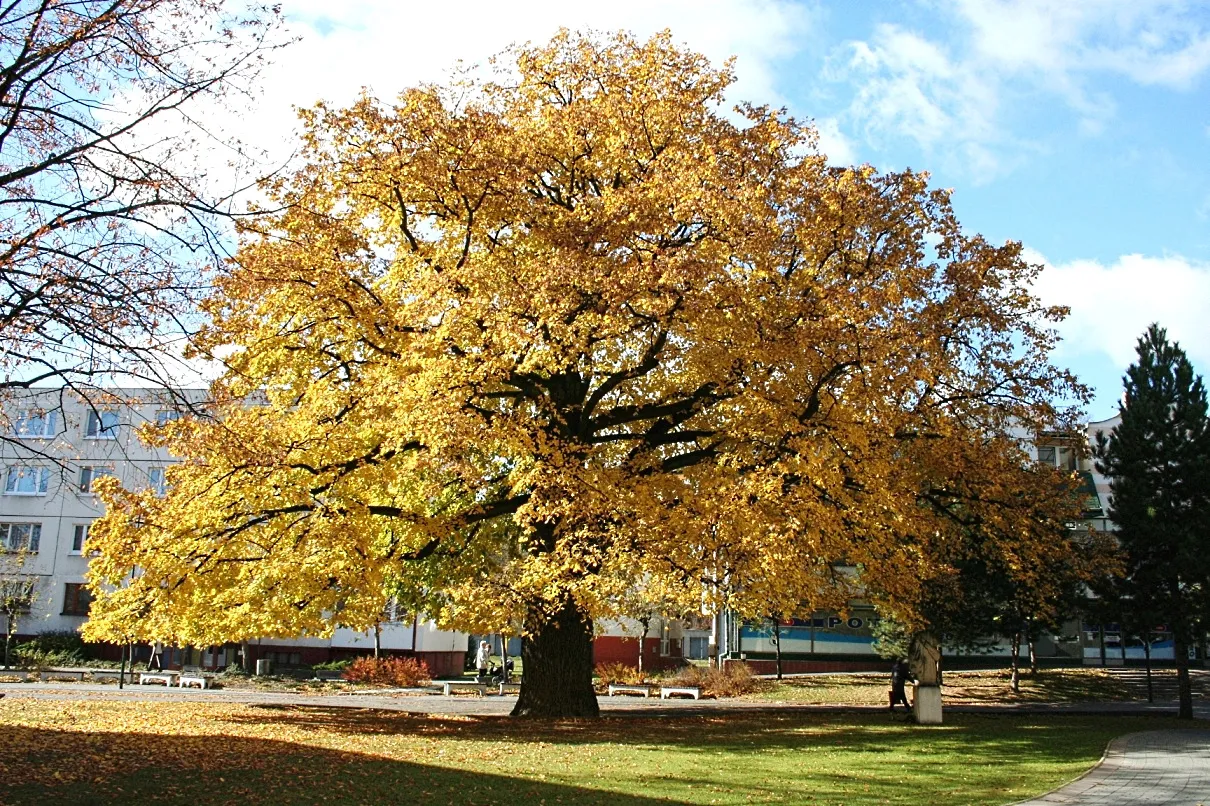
[83,31,1093,682]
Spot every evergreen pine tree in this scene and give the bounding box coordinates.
[1095,324,1210,719]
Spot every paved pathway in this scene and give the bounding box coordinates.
[4,681,1209,718]
[1016,730,1210,805]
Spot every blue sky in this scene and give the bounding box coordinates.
[232,0,1210,421]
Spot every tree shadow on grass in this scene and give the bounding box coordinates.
[218,704,1169,761]
[1,711,1179,806]
[0,723,691,806]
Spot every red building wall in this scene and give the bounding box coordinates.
[593,635,683,671]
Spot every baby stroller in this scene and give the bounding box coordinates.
[485,658,515,685]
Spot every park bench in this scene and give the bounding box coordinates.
[497,681,521,695]
[41,667,90,681]
[608,683,654,697]
[178,666,214,689]
[439,680,489,696]
[659,685,702,700]
[138,671,178,686]
[88,669,134,683]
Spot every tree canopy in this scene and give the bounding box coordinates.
[1094,323,1210,719]
[85,30,1091,717]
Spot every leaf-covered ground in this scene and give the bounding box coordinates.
[745,668,1137,705]
[0,698,1185,805]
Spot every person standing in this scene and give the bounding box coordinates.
[890,658,914,715]
[147,642,164,671]
[475,640,491,680]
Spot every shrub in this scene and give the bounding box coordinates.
[17,630,87,659]
[595,662,649,685]
[29,630,87,655]
[13,631,88,668]
[342,656,431,687]
[669,661,762,697]
[312,659,352,672]
[13,647,85,669]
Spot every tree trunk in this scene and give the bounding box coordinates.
[771,618,783,681]
[501,633,510,683]
[3,616,12,668]
[637,617,649,677]
[373,623,381,659]
[1010,631,1021,693]
[512,596,599,718]
[1173,632,1193,719]
[1028,634,1038,677]
[241,640,252,674]
[1143,631,1153,703]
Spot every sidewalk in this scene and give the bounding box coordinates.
[1014,730,1210,805]
[2,680,1208,719]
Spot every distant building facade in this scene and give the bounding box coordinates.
[0,388,467,676]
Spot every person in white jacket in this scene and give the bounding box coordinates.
[475,640,491,680]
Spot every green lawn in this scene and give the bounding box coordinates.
[0,697,1186,805]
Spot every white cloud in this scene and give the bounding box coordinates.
[833,0,1210,182]
[834,23,1011,181]
[956,0,1210,89]
[1028,248,1210,372]
[812,116,858,165]
[228,0,816,170]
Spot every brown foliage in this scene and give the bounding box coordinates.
[341,656,431,687]
[594,662,650,685]
[670,663,764,698]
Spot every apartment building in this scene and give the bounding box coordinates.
[0,388,467,675]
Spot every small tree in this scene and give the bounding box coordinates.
[1095,324,1210,720]
[767,614,785,681]
[0,548,38,668]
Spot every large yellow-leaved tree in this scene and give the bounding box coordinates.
[85,30,1090,717]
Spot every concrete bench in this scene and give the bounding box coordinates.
[440,680,488,696]
[608,683,654,697]
[42,668,89,681]
[89,669,135,683]
[138,672,179,686]
[178,665,216,690]
[498,682,522,695]
[660,685,702,700]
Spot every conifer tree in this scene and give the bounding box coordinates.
[1095,324,1210,719]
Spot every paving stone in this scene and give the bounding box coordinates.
[1015,730,1210,806]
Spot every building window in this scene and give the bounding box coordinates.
[70,523,90,554]
[0,522,41,553]
[155,410,182,427]
[84,410,120,438]
[63,582,93,616]
[148,467,167,496]
[1037,444,1078,471]
[4,466,50,495]
[262,651,302,667]
[79,466,115,494]
[11,409,58,438]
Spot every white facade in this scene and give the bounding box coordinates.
[0,388,465,666]
[0,388,201,638]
